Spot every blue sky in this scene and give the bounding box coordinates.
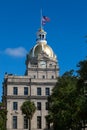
[0,0,87,101]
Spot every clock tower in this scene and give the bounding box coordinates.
[25,28,59,79]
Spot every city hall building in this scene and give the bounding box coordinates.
[2,27,59,130]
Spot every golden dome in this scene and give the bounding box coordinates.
[29,42,56,60]
[28,28,56,60]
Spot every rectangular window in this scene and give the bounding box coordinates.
[51,75,54,79]
[42,75,45,79]
[37,88,41,95]
[13,116,17,129]
[13,87,18,95]
[37,102,41,110]
[34,75,36,79]
[13,102,18,110]
[24,87,28,95]
[46,102,49,110]
[45,88,50,96]
[24,116,28,129]
[37,116,41,129]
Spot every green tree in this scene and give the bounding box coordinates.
[0,102,7,130]
[21,100,36,130]
[77,59,87,129]
[77,59,87,80]
[47,58,87,130]
[47,70,87,130]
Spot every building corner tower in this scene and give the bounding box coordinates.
[2,27,59,130]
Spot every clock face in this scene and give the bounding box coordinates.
[40,61,46,68]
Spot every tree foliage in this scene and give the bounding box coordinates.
[0,102,7,130]
[76,59,87,129]
[47,59,87,130]
[77,59,87,80]
[21,100,36,130]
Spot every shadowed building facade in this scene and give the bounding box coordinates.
[3,28,59,130]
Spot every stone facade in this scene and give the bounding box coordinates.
[3,28,59,130]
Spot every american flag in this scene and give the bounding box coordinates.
[42,16,50,25]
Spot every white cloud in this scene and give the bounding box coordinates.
[4,47,28,57]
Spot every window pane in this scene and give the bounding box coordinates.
[34,75,36,79]
[45,88,50,96]
[24,116,28,129]
[37,116,41,129]
[13,102,18,110]
[37,88,41,95]
[42,75,45,79]
[13,87,18,95]
[37,102,41,110]
[13,116,17,129]
[24,87,28,95]
[51,75,54,79]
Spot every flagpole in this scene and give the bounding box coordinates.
[40,8,42,29]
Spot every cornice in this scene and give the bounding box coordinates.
[27,68,59,71]
[6,81,56,86]
[6,95,48,100]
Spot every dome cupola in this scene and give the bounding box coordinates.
[36,28,47,44]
